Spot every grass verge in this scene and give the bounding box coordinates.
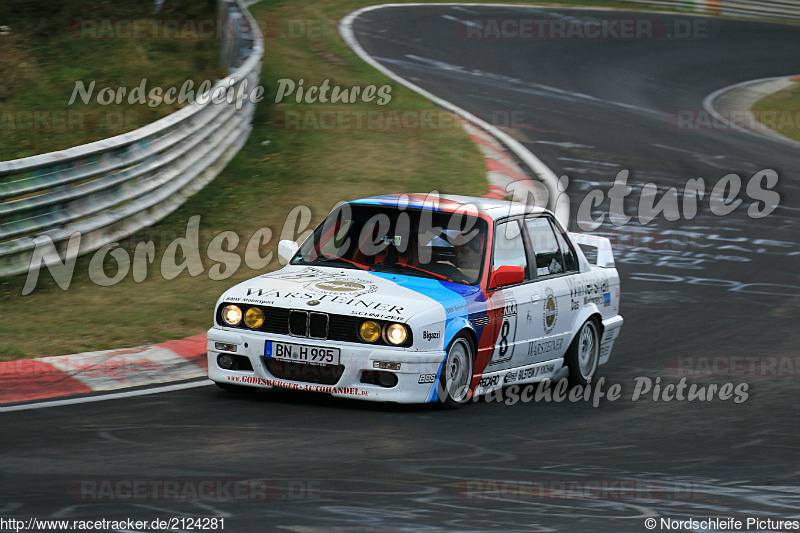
[0,0,224,160]
[751,79,800,142]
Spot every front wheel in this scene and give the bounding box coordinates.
[564,319,600,387]
[438,334,475,409]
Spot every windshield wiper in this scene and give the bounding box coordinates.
[391,263,461,283]
[318,254,372,271]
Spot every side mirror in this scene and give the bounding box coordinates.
[488,265,525,290]
[278,240,300,264]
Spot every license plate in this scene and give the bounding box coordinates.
[265,341,340,365]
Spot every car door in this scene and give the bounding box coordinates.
[484,218,536,373]
[521,215,580,364]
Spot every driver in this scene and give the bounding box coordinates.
[422,229,484,283]
[452,234,483,281]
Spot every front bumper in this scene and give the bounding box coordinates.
[207,327,447,403]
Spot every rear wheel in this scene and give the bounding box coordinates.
[438,334,475,409]
[565,319,600,387]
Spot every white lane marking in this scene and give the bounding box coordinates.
[339,3,571,228]
[403,53,662,117]
[556,157,619,167]
[0,380,213,413]
[441,14,481,28]
[535,141,595,148]
[450,5,479,14]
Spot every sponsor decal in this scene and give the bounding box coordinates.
[536,362,556,376]
[226,375,369,396]
[312,280,369,293]
[243,288,405,315]
[517,367,536,381]
[504,371,518,384]
[272,267,343,281]
[479,375,500,388]
[584,294,604,305]
[543,288,558,334]
[308,278,379,297]
[446,303,469,314]
[418,373,436,384]
[603,292,611,307]
[566,274,610,310]
[566,276,583,311]
[527,338,564,357]
[422,331,441,341]
[268,267,380,297]
[514,363,558,382]
[349,310,405,320]
[500,300,518,318]
[472,315,491,327]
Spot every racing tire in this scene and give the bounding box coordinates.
[215,381,253,394]
[438,333,475,409]
[564,318,600,387]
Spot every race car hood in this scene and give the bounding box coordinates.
[217,264,483,324]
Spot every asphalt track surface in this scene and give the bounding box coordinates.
[3,6,799,532]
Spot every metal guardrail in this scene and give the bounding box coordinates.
[0,0,263,277]
[621,0,800,21]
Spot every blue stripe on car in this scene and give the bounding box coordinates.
[367,273,489,403]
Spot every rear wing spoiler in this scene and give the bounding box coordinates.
[569,233,615,269]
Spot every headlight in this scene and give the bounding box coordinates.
[244,307,265,329]
[359,320,381,343]
[221,304,242,326]
[384,323,408,345]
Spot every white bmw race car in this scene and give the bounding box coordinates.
[207,194,623,407]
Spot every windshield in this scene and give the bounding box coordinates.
[292,203,489,285]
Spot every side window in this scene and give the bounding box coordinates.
[524,216,564,277]
[493,220,528,275]
[554,225,579,272]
